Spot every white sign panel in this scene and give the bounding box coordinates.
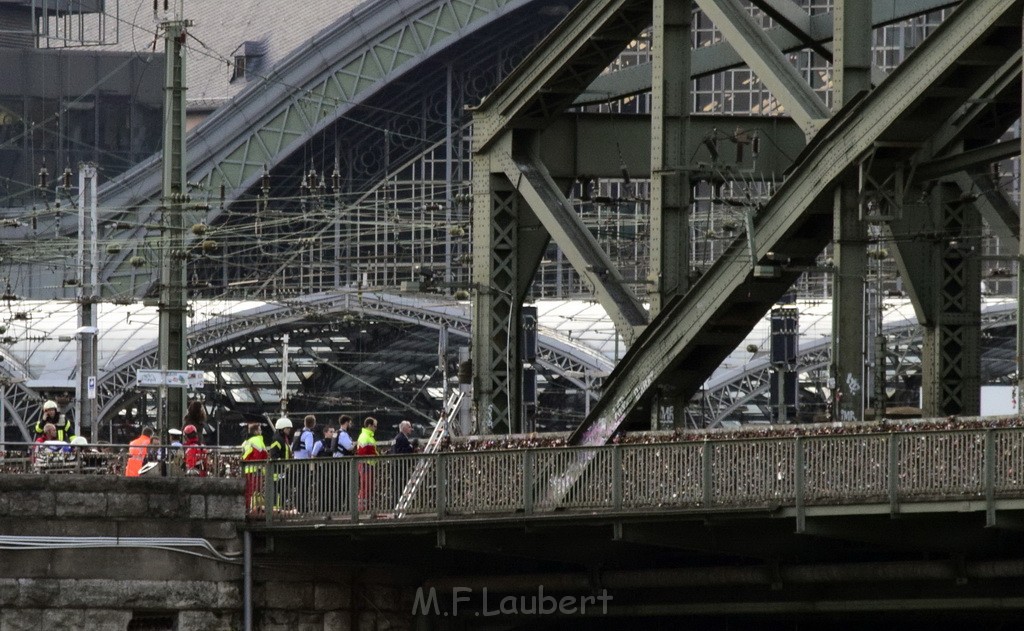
[136,369,206,388]
[87,376,96,400]
[136,369,164,386]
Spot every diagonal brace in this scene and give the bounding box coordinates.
[695,0,830,136]
[503,151,648,344]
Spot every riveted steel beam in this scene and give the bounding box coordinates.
[537,113,805,180]
[569,0,1023,445]
[649,0,694,317]
[504,143,648,344]
[577,0,960,106]
[829,0,874,423]
[749,0,830,60]
[919,183,982,416]
[695,0,830,137]
[473,0,651,152]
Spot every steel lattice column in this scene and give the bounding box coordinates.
[472,169,521,434]
[648,0,692,318]
[830,0,873,423]
[922,182,981,416]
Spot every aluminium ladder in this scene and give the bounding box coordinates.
[393,389,464,517]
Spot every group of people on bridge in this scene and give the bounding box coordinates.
[240,413,419,514]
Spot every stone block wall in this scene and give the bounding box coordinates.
[0,474,245,630]
[0,475,421,630]
[251,573,416,631]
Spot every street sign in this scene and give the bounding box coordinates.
[87,376,96,399]
[136,369,205,388]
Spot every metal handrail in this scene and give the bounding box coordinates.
[253,426,1024,525]
[0,442,242,477]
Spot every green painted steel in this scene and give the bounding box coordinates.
[100,0,529,295]
[648,0,693,318]
[695,0,829,136]
[474,0,651,151]
[505,146,647,341]
[568,0,1022,446]
[577,0,960,106]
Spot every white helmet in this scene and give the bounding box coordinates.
[43,400,59,411]
[274,417,293,430]
[70,436,88,446]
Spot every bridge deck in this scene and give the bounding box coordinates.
[249,422,1024,529]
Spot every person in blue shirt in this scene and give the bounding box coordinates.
[292,415,316,459]
[331,415,356,456]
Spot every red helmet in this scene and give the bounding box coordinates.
[183,424,198,436]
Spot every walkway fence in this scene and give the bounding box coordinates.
[251,427,1024,525]
[0,443,241,477]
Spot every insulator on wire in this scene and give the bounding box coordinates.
[332,168,341,193]
[261,166,270,194]
[703,136,719,161]
[615,143,630,185]
[219,183,226,205]
[62,168,72,190]
[38,164,48,189]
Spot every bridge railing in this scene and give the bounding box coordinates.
[252,426,1024,525]
[0,442,241,478]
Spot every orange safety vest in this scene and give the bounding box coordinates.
[125,435,152,477]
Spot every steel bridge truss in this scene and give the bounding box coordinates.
[470,0,1023,440]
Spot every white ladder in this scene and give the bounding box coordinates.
[393,390,464,517]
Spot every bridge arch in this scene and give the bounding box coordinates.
[692,302,1018,426]
[96,291,612,431]
[97,0,574,296]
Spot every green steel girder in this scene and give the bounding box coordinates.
[538,113,805,181]
[473,0,652,151]
[470,0,651,435]
[576,0,960,106]
[98,0,540,295]
[893,48,1021,317]
[649,0,693,318]
[888,190,940,325]
[505,139,648,343]
[471,171,522,434]
[829,0,873,424]
[960,171,1020,243]
[695,0,830,136]
[568,0,1023,446]
[917,139,1021,181]
[749,0,831,61]
[925,50,1022,159]
[919,183,982,416]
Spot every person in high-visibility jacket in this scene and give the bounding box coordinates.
[267,417,293,509]
[355,417,379,511]
[34,400,73,442]
[125,426,154,477]
[241,422,269,512]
